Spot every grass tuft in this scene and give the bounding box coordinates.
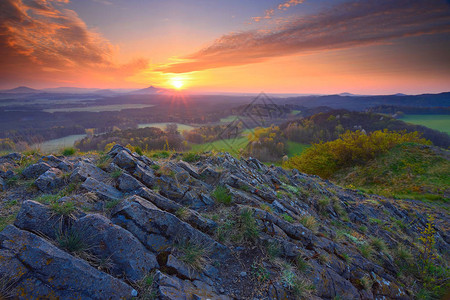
[212,186,232,205]
[176,240,210,271]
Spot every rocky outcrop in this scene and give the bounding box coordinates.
[0,225,137,299]
[35,168,64,192]
[0,147,447,299]
[21,162,52,179]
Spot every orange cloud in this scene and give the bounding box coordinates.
[157,0,450,74]
[0,0,147,87]
[278,0,305,10]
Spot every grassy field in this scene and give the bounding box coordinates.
[400,114,450,134]
[190,137,248,155]
[189,138,309,159]
[32,134,87,153]
[286,141,310,157]
[219,115,240,123]
[138,122,194,132]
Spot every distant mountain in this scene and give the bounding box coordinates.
[283,92,450,110]
[93,89,118,96]
[42,87,100,94]
[130,86,170,95]
[1,86,41,93]
[338,92,357,97]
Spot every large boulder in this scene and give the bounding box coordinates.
[14,200,85,239]
[136,187,217,235]
[117,172,145,192]
[156,271,231,300]
[0,177,5,192]
[81,177,123,201]
[310,261,360,299]
[73,214,159,280]
[111,195,227,257]
[133,164,156,188]
[0,225,137,299]
[112,150,136,169]
[0,152,23,162]
[21,162,52,179]
[39,155,72,172]
[35,168,64,192]
[70,161,110,183]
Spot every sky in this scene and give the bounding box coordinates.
[0,0,449,94]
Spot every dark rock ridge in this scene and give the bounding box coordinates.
[0,144,448,299]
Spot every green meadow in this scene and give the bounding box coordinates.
[400,114,450,135]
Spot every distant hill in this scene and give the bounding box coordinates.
[1,86,41,94]
[282,92,450,110]
[130,86,170,95]
[42,87,100,94]
[281,109,450,148]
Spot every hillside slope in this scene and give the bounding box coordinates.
[333,143,450,202]
[0,145,448,299]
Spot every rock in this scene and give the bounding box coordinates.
[0,177,5,191]
[198,166,220,184]
[39,155,72,172]
[111,195,228,257]
[113,150,136,169]
[70,161,110,183]
[371,272,408,299]
[166,254,201,280]
[240,271,247,277]
[21,162,52,179]
[133,164,156,188]
[135,187,217,235]
[156,271,231,300]
[117,172,145,192]
[0,225,136,299]
[73,214,159,280]
[81,177,123,201]
[0,152,23,162]
[177,160,200,179]
[14,200,85,240]
[35,168,64,192]
[310,261,360,299]
[108,144,132,157]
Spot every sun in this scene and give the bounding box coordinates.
[170,77,184,90]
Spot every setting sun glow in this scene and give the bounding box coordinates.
[170,77,184,90]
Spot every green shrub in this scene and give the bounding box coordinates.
[370,237,387,252]
[234,208,259,244]
[358,243,373,259]
[182,152,201,163]
[282,213,294,223]
[299,215,318,232]
[61,147,76,156]
[136,272,157,299]
[134,146,143,156]
[110,169,123,179]
[284,130,430,178]
[175,207,190,220]
[295,255,310,273]
[266,241,281,259]
[212,186,232,205]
